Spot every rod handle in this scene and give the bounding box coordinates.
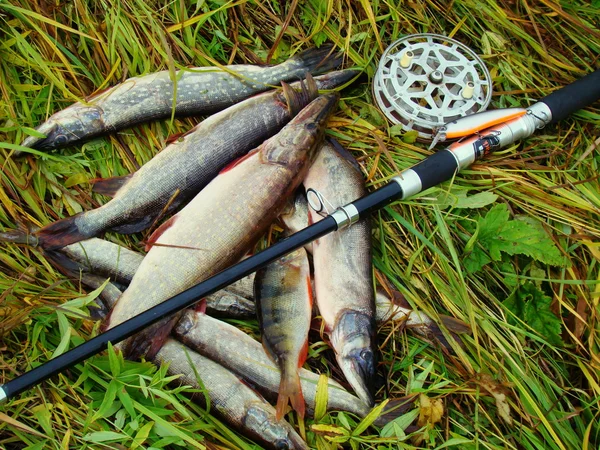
[540,69,600,125]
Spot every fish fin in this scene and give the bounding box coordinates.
[293,44,342,76]
[165,132,185,145]
[110,214,157,235]
[91,174,133,197]
[194,298,207,314]
[373,395,418,427]
[282,74,319,116]
[35,216,90,250]
[144,216,178,251]
[439,315,472,335]
[276,368,305,420]
[383,288,410,309]
[325,137,362,173]
[297,338,309,368]
[123,313,183,360]
[44,249,90,276]
[0,229,38,246]
[218,148,259,174]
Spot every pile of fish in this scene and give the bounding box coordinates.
[5,46,470,449]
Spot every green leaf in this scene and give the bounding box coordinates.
[352,399,388,436]
[402,130,419,143]
[464,204,568,273]
[454,191,498,209]
[313,374,329,421]
[312,31,327,47]
[83,431,129,443]
[64,172,89,187]
[380,408,419,438]
[504,282,563,346]
[131,421,154,450]
[91,379,119,422]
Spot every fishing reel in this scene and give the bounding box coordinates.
[373,33,493,143]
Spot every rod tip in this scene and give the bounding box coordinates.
[0,386,7,404]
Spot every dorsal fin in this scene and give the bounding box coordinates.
[144,215,178,252]
[91,174,133,197]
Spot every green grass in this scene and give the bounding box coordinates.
[1,0,600,448]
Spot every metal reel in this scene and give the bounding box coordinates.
[373,33,492,142]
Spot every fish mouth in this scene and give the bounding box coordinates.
[313,69,362,91]
[338,347,376,407]
[331,310,377,407]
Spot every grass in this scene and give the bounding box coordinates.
[1,0,599,448]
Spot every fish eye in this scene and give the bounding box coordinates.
[274,439,291,450]
[54,134,68,145]
[360,349,373,363]
[305,122,317,131]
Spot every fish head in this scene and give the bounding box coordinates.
[243,403,308,450]
[330,310,376,407]
[312,69,362,91]
[21,104,104,150]
[262,93,338,172]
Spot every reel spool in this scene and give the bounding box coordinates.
[373,33,492,142]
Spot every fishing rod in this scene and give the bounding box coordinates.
[1,69,599,405]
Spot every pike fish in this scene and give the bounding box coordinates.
[21,45,341,151]
[173,310,373,420]
[11,70,354,251]
[47,238,143,285]
[105,93,338,360]
[255,247,312,419]
[154,339,308,450]
[304,139,377,406]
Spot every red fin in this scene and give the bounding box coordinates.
[91,174,132,197]
[218,148,259,174]
[166,132,185,145]
[306,276,313,309]
[144,216,178,252]
[276,369,305,420]
[35,215,90,250]
[194,299,207,314]
[298,338,309,367]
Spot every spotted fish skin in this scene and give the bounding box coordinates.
[27,70,355,251]
[154,339,308,450]
[21,45,342,151]
[174,310,372,419]
[106,94,338,360]
[305,139,377,407]
[255,247,312,419]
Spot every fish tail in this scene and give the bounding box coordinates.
[292,44,342,75]
[373,395,418,427]
[122,312,183,361]
[35,215,91,250]
[276,367,305,420]
[0,229,39,246]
